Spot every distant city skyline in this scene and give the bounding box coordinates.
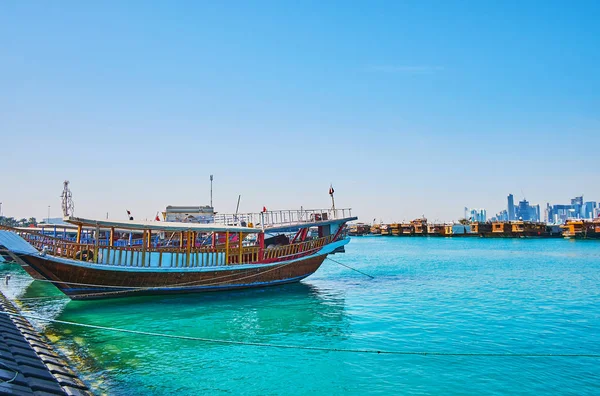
[1,2,599,222]
[469,193,598,225]
[2,186,598,226]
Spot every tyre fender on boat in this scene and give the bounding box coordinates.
[75,249,94,262]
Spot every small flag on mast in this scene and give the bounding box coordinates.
[126,210,134,221]
[329,184,334,195]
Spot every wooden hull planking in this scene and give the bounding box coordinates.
[17,253,327,300]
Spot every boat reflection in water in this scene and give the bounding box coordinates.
[12,280,349,393]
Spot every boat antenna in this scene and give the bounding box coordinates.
[234,195,241,223]
[210,175,214,208]
[60,180,75,217]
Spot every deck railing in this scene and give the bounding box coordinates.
[214,208,353,228]
[1,226,338,269]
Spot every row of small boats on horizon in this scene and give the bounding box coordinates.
[349,218,600,239]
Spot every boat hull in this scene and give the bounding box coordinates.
[16,253,328,300]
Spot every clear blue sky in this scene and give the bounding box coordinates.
[1,1,599,222]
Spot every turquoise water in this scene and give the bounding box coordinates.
[2,237,600,395]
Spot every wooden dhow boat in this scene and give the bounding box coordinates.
[0,208,356,300]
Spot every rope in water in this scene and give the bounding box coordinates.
[326,257,374,279]
[1,311,599,358]
[16,295,69,301]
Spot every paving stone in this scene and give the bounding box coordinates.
[10,345,42,361]
[19,365,57,382]
[3,332,28,343]
[0,291,92,395]
[31,346,59,359]
[0,368,28,387]
[5,337,32,350]
[29,378,66,394]
[29,342,52,352]
[61,386,94,396]
[0,344,15,356]
[0,356,18,369]
[13,354,50,371]
[45,364,76,378]
[52,374,88,390]
[24,334,45,343]
[38,355,69,367]
[21,329,42,338]
[0,381,36,395]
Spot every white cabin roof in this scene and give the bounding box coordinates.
[65,217,259,233]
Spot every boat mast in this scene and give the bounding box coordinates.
[329,184,336,213]
[61,180,74,217]
[210,175,214,208]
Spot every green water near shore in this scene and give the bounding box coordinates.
[2,237,600,395]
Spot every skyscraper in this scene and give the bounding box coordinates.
[507,194,515,221]
[584,202,597,219]
[469,208,487,222]
[547,196,595,223]
[515,199,539,221]
[571,196,583,218]
[534,205,541,222]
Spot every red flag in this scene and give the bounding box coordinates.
[329,185,334,195]
[155,215,160,221]
[262,206,267,213]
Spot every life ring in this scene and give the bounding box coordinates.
[75,249,94,262]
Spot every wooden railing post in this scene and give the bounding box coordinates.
[225,231,230,264]
[186,230,191,267]
[141,230,147,267]
[238,232,243,264]
[258,232,264,261]
[94,225,100,264]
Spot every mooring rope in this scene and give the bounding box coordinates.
[0,311,598,358]
[16,295,69,301]
[326,257,374,279]
[3,258,300,293]
[0,362,19,384]
[83,257,303,298]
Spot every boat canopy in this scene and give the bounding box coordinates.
[64,217,260,233]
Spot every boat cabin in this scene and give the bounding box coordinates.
[492,221,511,235]
[470,222,492,235]
[412,219,428,235]
[400,223,413,235]
[427,224,444,236]
[511,221,546,236]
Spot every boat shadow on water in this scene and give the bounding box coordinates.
[16,279,350,341]
[29,281,351,391]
